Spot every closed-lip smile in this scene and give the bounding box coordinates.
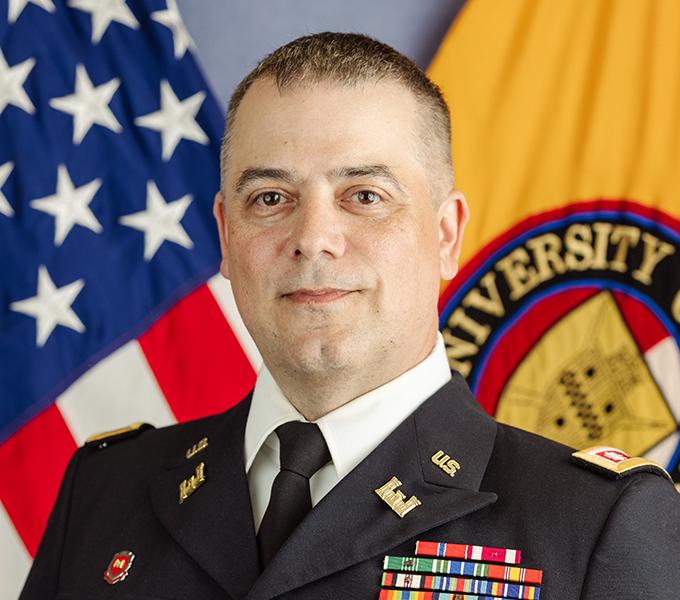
[283,288,355,303]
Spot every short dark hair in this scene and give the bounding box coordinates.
[220,32,453,192]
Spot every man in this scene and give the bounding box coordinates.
[21,32,680,600]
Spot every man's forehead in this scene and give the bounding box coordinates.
[228,78,420,156]
[233,76,420,126]
[220,76,437,195]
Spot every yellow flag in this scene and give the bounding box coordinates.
[432,0,680,477]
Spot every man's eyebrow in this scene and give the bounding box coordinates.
[234,168,298,194]
[328,165,405,192]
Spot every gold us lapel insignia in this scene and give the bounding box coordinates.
[431,450,461,477]
[375,476,421,518]
[185,436,208,459]
[179,462,206,504]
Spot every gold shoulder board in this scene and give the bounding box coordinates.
[571,446,672,483]
[84,422,154,448]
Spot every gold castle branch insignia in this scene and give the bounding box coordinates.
[375,476,422,518]
[179,462,206,504]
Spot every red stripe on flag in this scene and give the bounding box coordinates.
[0,405,77,556]
[139,284,256,422]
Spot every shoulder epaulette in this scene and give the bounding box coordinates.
[571,446,672,482]
[84,422,154,449]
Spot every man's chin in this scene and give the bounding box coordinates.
[281,336,360,374]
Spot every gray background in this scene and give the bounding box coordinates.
[178,0,466,109]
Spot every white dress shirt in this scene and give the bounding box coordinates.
[244,332,452,532]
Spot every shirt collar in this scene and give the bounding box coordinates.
[244,332,452,478]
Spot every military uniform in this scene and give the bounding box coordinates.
[21,373,680,599]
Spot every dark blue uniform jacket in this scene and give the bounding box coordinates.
[21,373,680,599]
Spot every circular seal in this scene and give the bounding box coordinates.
[439,200,680,479]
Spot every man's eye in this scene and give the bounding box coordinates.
[352,190,381,205]
[254,192,283,206]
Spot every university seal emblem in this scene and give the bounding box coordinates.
[439,200,680,480]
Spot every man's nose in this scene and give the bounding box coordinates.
[286,195,346,261]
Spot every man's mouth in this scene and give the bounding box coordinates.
[282,288,356,304]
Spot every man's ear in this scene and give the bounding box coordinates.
[212,191,230,279]
[437,189,469,280]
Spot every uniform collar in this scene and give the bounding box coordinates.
[148,367,498,600]
[245,372,499,600]
[244,333,452,479]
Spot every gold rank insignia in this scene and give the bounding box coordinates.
[179,462,206,504]
[572,446,673,482]
[431,450,461,477]
[375,476,421,518]
[185,437,208,459]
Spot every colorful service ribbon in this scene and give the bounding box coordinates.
[416,541,521,565]
[381,572,540,600]
[384,555,542,585]
[379,591,499,600]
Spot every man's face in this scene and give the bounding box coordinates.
[215,78,466,385]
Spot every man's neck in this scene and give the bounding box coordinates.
[268,337,437,421]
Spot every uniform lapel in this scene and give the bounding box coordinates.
[246,374,499,600]
[149,397,260,600]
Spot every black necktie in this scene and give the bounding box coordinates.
[257,421,331,568]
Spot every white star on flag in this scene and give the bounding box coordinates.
[7,0,55,24]
[0,161,14,218]
[0,49,36,115]
[67,0,139,44]
[10,266,86,348]
[30,164,103,246]
[151,0,195,60]
[49,64,122,144]
[119,180,193,261]
[134,80,208,161]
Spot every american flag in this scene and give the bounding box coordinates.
[0,1,260,595]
